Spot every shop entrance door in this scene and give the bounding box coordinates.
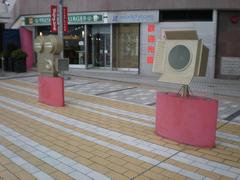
[92,33,110,68]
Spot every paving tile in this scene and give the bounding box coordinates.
[87,171,111,180]
[46,150,63,159]
[124,163,145,173]
[124,170,139,178]
[38,164,57,174]
[33,171,54,180]
[50,171,74,180]
[31,150,48,159]
[54,163,75,174]
[89,163,110,174]
[1,170,22,180]
[106,156,127,166]
[3,163,22,174]
[21,163,40,174]
[72,164,92,174]
[41,157,61,166]
[161,170,187,180]
[0,165,5,172]
[158,163,182,173]
[196,169,221,180]
[10,157,26,166]
[106,163,128,174]
[143,170,169,180]
[213,168,238,179]
[178,169,204,179]
[68,171,92,180]
[105,171,129,180]
[0,156,13,166]
[58,156,78,166]
[134,175,151,180]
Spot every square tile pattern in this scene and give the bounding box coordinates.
[1,75,237,180]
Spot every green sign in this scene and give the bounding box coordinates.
[68,14,103,23]
[24,14,103,26]
[25,17,50,25]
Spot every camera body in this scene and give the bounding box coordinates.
[34,35,67,77]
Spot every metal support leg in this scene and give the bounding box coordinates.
[178,85,190,97]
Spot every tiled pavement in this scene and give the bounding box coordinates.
[12,76,240,121]
[0,77,240,179]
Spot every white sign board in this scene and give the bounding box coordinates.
[106,11,159,23]
[221,57,240,76]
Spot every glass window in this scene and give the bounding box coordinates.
[64,25,85,65]
[112,24,139,69]
[87,25,110,68]
[36,25,85,65]
[160,10,213,22]
[37,26,57,36]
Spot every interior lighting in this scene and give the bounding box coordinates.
[3,0,10,6]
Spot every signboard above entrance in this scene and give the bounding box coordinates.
[24,14,103,26]
[23,11,159,26]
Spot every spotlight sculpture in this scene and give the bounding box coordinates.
[153,30,218,148]
[152,30,208,96]
[34,35,68,107]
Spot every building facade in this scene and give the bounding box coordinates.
[6,0,240,80]
[0,0,11,51]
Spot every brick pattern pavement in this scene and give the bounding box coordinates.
[15,76,240,120]
[0,78,240,179]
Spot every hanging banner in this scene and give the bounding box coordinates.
[63,7,68,33]
[50,5,58,32]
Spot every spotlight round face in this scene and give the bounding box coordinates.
[168,45,191,71]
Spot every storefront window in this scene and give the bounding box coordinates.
[112,24,139,69]
[36,25,85,66]
[87,25,110,68]
[64,25,85,65]
[37,26,56,36]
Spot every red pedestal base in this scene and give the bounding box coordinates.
[38,76,64,107]
[156,92,218,147]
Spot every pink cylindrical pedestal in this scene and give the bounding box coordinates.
[156,92,218,147]
[38,76,64,107]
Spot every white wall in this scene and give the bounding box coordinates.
[0,2,10,23]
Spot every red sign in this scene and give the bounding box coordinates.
[148,35,155,43]
[63,7,68,32]
[50,5,58,32]
[148,46,155,53]
[148,24,155,32]
[147,56,154,64]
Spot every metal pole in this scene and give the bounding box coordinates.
[210,9,218,80]
[58,0,64,58]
